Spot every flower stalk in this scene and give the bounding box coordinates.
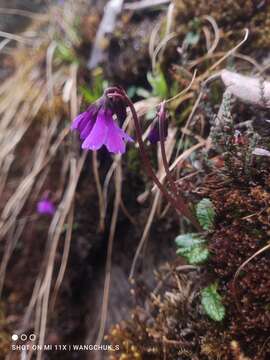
[71,86,201,230]
[158,102,201,229]
[118,89,201,230]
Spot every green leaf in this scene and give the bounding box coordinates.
[55,42,77,63]
[175,233,204,248]
[147,71,168,98]
[80,85,97,103]
[196,198,215,230]
[177,246,209,264]
[175,233,209,265]
[201,283,225,322]
[79,71,107,104]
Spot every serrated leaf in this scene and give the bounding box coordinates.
[177,246,209,264]
[201,283,225,321]
[175,233,209,265]
[196,198,215,230]
[175,233,205,248]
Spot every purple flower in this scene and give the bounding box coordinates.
[148,102,168,144]
[37,199,56,216]
[71,90,133,154]
[148,121,161,144]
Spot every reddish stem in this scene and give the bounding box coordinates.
[121,92,201,230]
[158,102,201,230]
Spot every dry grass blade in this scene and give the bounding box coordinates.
[0,154,14,197]
[0,217,30,296]
[130,126,177,279]
[152,32,177,71]
[0,124,69,239]
[149,21,162,61]
[96,156,122,345]
[51,204,74,308]
[129,190,161,280]
[93,151,106,232]
[0,6,90,359]
[37,152,86,360]
[0,30,34,44]
[203,15,220,55]
[0,7,47,20]
[165,69,197,105]
[152,141,206,192]
[198,28,249,82]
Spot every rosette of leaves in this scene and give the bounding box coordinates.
[175,233,209,264]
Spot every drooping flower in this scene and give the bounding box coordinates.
[71,89,133,154]
[148,102,168,144]
[37,199,56,216]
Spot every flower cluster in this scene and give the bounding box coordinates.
[71,89,133,154]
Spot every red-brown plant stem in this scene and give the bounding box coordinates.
[158,102,201,230]
[121,92,201,231]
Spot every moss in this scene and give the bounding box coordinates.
[107,266,237,359]
[198,169,270,358]
[174,0,270,50]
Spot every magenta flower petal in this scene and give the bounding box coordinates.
[80,117,95,140]
[105,118,133,154]
[71,105,98,139]
[71,112,87,131]
[82,109,109,150]
[71,89,133,154]
[105,118,125,154]
[120,128,134,143]
[37,199,55,216]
